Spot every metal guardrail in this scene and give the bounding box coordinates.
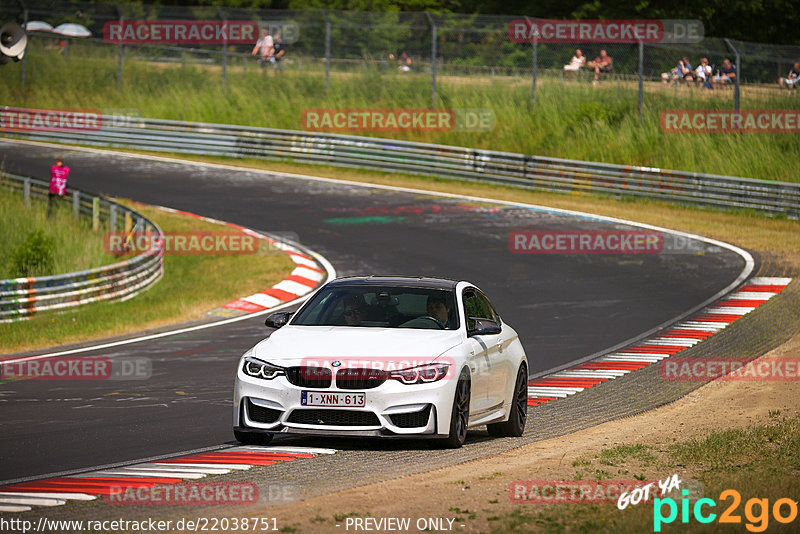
[0,173,164,321]
[3,115,799,218]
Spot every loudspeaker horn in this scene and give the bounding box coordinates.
[0,23,27,61]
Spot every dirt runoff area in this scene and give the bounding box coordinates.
[260,332,800,533]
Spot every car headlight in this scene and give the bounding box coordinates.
[242,357,285,380]
[389,363,450,384]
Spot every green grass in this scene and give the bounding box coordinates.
[490,414,800,533]
[0,187,118,278]
[0,201,296,353]
[3,40,800,182]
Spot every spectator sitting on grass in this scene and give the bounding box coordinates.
[661,57,693,84]
[586,49,612,83]
[695,57,712,88]
[563,48,585,79]
[713,59,736,88]
[779,62,800,90]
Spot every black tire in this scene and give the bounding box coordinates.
[441,369,471,448]
[233,429,274,445]
[487,364,528,438]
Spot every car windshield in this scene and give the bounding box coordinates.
[291,286,459,330]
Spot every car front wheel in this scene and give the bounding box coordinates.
[487,364,527,438]
[440,369,470,448]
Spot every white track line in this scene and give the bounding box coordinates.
[0,495,66,506]
[0,492,96,501]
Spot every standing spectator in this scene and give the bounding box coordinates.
[586,49,612,83]
[48,157,70,218]
[251,29,273,62]
[713,59,736,88]
[695,57,712,88]
[563,48,585,80]
[269,31,286,70]
[779,62,800,90]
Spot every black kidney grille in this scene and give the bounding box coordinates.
[389,405,432,428]
[287,409,379,426]
[335,368,387,390]
[246,399,282,424]
[286,366,332,388]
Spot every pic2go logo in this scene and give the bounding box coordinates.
[654,489,799,532]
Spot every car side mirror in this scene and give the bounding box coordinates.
[467,317,501,337]
[265,311,293,329]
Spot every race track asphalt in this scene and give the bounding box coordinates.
[0,140,747,482]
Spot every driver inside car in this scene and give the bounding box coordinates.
[342,296,363,326]
[426,294,452,328]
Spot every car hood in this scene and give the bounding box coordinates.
[249,326,464,367]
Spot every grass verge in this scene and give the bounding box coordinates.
[490,413,800,533]
[3,40,800,182]
[0,200,296,353]
[0,187,118,278]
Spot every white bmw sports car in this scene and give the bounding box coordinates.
[233,276,529,448]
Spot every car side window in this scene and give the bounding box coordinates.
[476,291,499,323]
[462,289,487,331]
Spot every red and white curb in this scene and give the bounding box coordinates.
[528,277,793,406]
[135,203,328,316]
[0,446,336,513]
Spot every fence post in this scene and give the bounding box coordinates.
[638,41,644,123]
[109,204,117,232]
[724,38,741,113]
[18,0,27,92]
[92,197,100,231]
[72,190,80,219]
[524,17,537,105]
[23,178,30,208]
[218,6,227,93]
[115,4,123,92]
[425,12,437,108]
[321,9,330,93]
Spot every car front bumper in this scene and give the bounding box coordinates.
[233,370,458,438]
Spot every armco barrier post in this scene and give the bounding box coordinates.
[23,178,30,208]
[92,196,100,230]
[638,41,644,123]
[19,0,28,93]
[724,38,741,113]
[217,6,227,93]
[426,12,437,108]
[72,190,80,219]
[115,4,123,92]
[321,9,330,93]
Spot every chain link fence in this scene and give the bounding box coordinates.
[2,1,799,115]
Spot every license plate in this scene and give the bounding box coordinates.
[301,391,365,407]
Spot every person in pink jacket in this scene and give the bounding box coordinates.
[48,157,70,217]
